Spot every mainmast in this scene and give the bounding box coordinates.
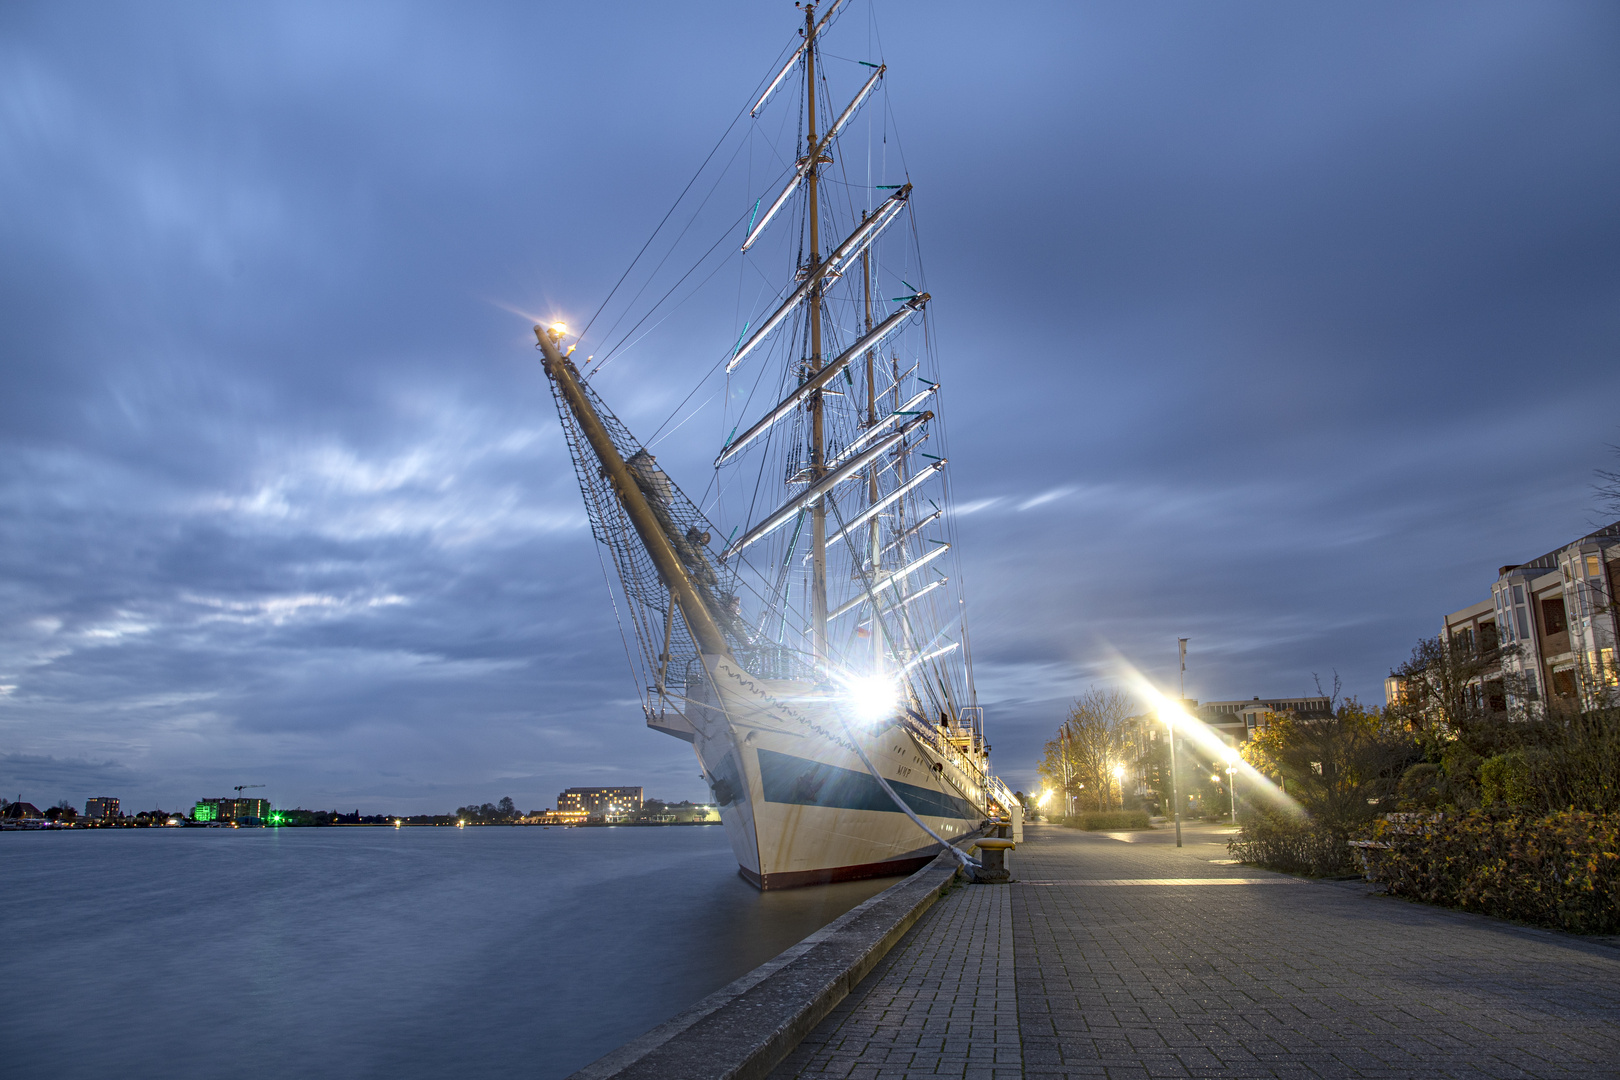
[806,2,828,672]
[862,211,880,676]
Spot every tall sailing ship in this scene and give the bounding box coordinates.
[535,1,1011,888]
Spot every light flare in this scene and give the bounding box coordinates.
[1112,657,1304,817]
[835,671,900,725]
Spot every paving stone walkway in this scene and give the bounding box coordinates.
[770,822,1620,1079]
[774,866,1018,1079]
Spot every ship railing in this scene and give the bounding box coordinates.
[899,710,989,791]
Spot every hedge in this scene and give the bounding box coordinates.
[1361,810,1620,935]
[1067,810,1151,831]
[1228,815,1357,877]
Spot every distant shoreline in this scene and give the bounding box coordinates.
[2,820,725,831]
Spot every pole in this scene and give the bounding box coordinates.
[1178,637,1188,700]
[862,211,880,676]
[1227,765,1237,823]
[535,327,730,657]
[805,3,828,673]
[1166,712,1183,847]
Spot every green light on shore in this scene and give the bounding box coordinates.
[193,802,217,822]
[268,812,284,826]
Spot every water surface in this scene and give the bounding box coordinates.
[0,825,894,1079]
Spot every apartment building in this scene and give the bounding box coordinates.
[1411,522,1620,712]
[556,786,644,820]
[1194,696,1333,742]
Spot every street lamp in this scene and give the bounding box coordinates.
[1163,710,1183,848]
[1111,764,1125,812]
[1225,754,1238,824]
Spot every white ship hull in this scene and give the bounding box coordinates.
[656,656,989,888]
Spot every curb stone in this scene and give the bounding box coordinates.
[566,850,965,1080]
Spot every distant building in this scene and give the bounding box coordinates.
[1119,696,1332,812]
[193,797,272,823]
[631,800,718,824]
[1401,522,1620,712]
[532,809,589,825]
[85,797,120,821]
[556,787,643,820]
[2,801,43,820]
[1194,696,1333,741]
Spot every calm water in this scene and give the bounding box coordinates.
[0,825,894,1079]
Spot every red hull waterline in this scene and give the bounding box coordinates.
[739,827,989,890]
[740,851,938,891]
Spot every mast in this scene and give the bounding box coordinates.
[862,211,880,675]
[806,2,828,672]
[534,325,731,659]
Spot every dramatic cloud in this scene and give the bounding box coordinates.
[2,1,1617,807]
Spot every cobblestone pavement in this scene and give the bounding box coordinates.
[771,870,1018,1079]
[771,823,1620,1079]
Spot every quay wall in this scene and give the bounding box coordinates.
[567,849,965,1080]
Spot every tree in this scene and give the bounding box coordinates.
[497,796,517,820]
[1038,687,1133,813]
[1241,695,1414,831]
[1386,634,1514,750]
[1595,443,1620,521]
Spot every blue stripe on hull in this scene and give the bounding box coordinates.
[756,748,977,820]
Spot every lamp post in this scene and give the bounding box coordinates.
[1164,711,1183,848]
[1225,755,1238,824]
[1112,764,1125,812]
[1060,723,1075,820]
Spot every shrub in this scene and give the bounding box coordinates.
[1228,811,1358,877]
[1068,810,1151,831]
[1397,763,1441,808]
[1363,810,1620,935]
[1479,750,1538,807]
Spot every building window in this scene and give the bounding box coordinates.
[1587,555,1603,578]
[1512,585,1530,639]
[1551,668,1578,699]
[1541,597,1568,636]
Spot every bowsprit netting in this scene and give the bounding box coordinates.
[547,369,793,716]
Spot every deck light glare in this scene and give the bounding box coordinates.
[841,673,897,724]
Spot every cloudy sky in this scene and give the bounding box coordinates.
[3,1,1617,813]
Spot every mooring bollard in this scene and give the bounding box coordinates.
[972,838,1016,884]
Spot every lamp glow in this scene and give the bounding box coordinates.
[841,674,898,724]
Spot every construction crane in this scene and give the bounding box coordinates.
[234,785,265,796]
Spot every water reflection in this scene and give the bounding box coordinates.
[0,825,895,1079]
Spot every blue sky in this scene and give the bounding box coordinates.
[3,1,1618,812]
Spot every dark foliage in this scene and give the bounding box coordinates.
[1363,810,1620,935]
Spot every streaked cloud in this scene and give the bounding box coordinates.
[2,0,1616,806]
